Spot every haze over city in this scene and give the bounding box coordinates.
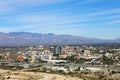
[0,0,120,39]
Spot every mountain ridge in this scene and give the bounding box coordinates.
[0,32,119,46]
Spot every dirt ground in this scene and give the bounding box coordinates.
[0,69,82,80]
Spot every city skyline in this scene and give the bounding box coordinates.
[0,0,120,39]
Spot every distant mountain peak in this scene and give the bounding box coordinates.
[0,32,119,46]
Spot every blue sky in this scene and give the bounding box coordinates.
[0,0,120,39]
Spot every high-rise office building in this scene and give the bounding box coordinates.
[50,46,63,57]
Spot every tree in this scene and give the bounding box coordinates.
[102,55,114,65]
[0,55,4,61]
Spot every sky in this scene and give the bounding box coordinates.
[0,0,120,39]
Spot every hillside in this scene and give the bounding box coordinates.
[0,32,119,46]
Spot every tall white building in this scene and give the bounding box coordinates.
[31,51,37,63]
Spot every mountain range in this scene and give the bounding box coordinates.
[0,32,119,46]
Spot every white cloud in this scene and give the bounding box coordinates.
[106,20,120,24]
[0,0,68,9]
[0,0,120,39]
[0,0,68,14]
[0,27,17,32]
[78,0,102,5]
